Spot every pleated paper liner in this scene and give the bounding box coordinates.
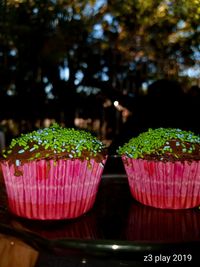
[1,158,106,220]
[122,156,200,209]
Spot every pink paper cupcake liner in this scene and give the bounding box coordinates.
[1,158,106,220]
[122,156,200,209]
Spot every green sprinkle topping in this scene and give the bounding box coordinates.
[4,123,105,161]
[35,152,41,158]
[117,128,200,159]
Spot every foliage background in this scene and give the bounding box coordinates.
[0,0,200,145]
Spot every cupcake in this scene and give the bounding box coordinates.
[117,128,200,209]
[0,123,107,220]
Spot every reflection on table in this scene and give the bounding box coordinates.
[125,201,200,242]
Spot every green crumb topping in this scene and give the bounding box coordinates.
[4,123,105,161]
[117,128,200,159]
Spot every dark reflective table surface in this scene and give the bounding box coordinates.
[0,157,200,266]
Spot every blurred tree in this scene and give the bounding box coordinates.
[108,0,200,85]
[0,0,200,123]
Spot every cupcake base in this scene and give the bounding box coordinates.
[122,156,200,209]
[7,195,96,220]
[1,158,106,220]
